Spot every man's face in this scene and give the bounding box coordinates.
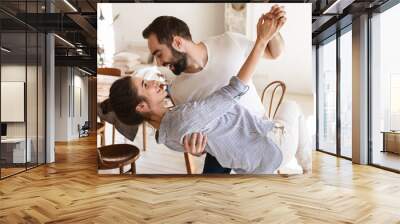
[131,77,168,113]
[147,34,187,75]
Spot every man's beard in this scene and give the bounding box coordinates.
[169,47,188,75]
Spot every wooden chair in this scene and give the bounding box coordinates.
[141,119,193,173]
[261,81,286,120]
[97,144,140,174]
[97,120,117,146]
[97,121,140,174]
[97,121,106,147]
[97,67,121,77]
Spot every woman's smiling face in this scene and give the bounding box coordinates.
[131,77,168,113]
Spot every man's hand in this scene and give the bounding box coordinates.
[183,133,207,157]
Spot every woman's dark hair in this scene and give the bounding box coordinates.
[108,76,146,126]
[100,98,112,114]
[142,16,192,46]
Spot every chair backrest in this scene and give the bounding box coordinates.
[97,67,121,77]
[261,81,286,119]
[82,121,90,129]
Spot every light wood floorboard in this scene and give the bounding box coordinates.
[0,135,399,223]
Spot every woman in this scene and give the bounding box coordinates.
[107,14,295,174]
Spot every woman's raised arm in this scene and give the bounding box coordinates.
[237,13,282,84]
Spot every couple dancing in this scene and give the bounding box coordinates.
[103,5,311,174]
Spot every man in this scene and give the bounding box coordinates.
[142,5,286,174]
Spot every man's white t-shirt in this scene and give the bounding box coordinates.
[170,32,265,118]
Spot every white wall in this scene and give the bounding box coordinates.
[100,3,313,116]
[1,65,26,139]
[103,3,312,95]
[55,67,69,141]
[247,4,314,120]
[1,65,36,138]
[1,64,46,163]
[72,74,89,138]
[80,75,89,126]
[109,3,225,53]
[248,4,313,96]
[55,67,89,141]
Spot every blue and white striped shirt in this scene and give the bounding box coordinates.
[157,77,283,174]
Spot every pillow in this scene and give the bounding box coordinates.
[127,41,152,63]
[113,60,141,74]
[113,52,141,63]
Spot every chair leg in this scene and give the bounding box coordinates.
[184,152,195,174]
[100,133,105,147]
[131,162,136,174]
[112,125,116,144]
[119,166,124,174]
[142,122,147,151]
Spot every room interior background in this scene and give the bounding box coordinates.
[314,2,400,172]
[97,3,313,174]
[54,67,90,141]
[0,0,97,179]
[0,16,47,178]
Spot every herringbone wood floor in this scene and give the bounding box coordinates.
[1,135,400,223]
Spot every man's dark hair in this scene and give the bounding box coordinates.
[142,16,192,45]
[108,76,146,126]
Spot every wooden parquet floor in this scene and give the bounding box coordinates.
[1,135,400,224]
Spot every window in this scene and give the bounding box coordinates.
[390,74,400,130]
[318,36,337,154]
[0,1,46,179]
[340,28,352,158]
[370,2,400,171]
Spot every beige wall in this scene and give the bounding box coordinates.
[54,67,89,141]
[1,65,40,139]
[109,3,226,53]
[1,64,46,163]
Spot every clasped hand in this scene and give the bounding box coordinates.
[256,5,287,44]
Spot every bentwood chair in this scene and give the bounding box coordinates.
[97,144,140,174]
[261,80,286,120]
[97,121,140,174]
